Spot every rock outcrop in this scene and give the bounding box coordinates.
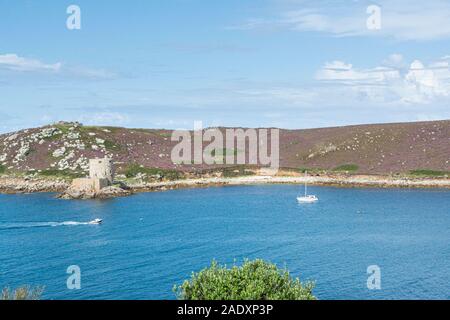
[0,177,69,193]
[57,184,131,199]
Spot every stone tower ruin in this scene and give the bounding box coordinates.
[62,157,123,198]
[89,157,114,184]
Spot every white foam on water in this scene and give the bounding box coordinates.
[0,221,95,230]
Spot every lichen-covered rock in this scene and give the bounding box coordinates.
[67,131,80,140]
[52,147,66,158]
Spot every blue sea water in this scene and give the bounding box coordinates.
[0,185,449,300]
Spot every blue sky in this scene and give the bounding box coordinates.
[1,0,450,132]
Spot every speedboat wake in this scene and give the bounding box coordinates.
[0,219,103,230]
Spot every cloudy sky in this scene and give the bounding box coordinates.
[1,0,450,132]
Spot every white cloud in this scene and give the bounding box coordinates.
[316,61,399,85]
[316,55,450,104]
[0,54,61,72]
[232,0,450,41]
[382,54,405,68]
[0,53,116,79]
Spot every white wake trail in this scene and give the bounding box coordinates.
[0,221,97,230]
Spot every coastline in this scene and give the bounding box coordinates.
[129,174,450,192]
[0,177,69,194]
[1,174,449,195]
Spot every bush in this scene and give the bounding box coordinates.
[333,164,359,172]
[174,259,315,300]
[125,164,184,181]
[298,167,325,174]
[1,286,44,300]
[0,164,5,174]
[103,139,121,151]
[38,169,85,179]
[409,169,449,177]
[222,166,255,178]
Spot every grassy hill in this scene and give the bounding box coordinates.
[0,120,448,180]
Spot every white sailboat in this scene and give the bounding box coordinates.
[297,172,318,203]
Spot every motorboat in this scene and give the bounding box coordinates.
[89,218,103,224]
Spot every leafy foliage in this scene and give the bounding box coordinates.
[0,164,5,174]
[174,259,315,300]
[1,286,44,300]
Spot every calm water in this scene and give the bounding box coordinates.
[0,185,449,300]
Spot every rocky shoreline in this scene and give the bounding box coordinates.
[57,185,132,199]
[127,174,450,192]
[1,174,449,198]
[0,177,69,194]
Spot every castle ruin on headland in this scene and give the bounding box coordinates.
[71,157,115,193]
[89,158,114,184]
[59,156,130,199]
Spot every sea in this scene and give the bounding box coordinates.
[0,185,449,300]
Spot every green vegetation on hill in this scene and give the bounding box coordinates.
[204,148,240,165]
[1,286,44,300]
[211,148,238,157]
[174,259,315,300]
[45,123,76,141]
[102,139,121,151]
[36,169,85,179]
[157,132,172,138]
[333,164,359,172]
[125,164,184,181]
[1,120,448,179]
[298,167,325,174]
[79,125,121,134]
[0,164,5,174]
[53,123,71,134]
[221,166,255,177]
[409,169,449,177]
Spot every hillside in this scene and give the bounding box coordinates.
[0,120,449,180]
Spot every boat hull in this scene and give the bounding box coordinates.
[297,196,318,203]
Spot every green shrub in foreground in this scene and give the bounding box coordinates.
[1,286,44,300]
[174,259,315,300]
[0,164,5,174]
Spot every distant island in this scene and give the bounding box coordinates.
[0,120,449,195]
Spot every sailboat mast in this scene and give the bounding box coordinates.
[305,171,307,196]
